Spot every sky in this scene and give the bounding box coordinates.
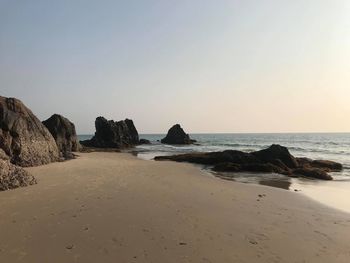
[1,0,350,134]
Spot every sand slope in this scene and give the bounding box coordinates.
[0,152,349,263]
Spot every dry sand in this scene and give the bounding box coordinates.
[0,152,350,263]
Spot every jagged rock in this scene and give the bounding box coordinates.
[0,96,60,167]
[80,117,139,148]
[155,144,342,180]
[161,124,196,145]
[0,149,37,191]
[43,114,80,159]
[139,139,151,145]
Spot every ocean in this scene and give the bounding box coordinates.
[78,133,350,212]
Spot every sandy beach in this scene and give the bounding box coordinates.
[1,152,350,263]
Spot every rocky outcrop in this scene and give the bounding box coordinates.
[161,124,196,144]
[155,144,342,180]
[252,144,298,168]
[43,114,80,159]
[0,96,60,167]
[139,139,151,145]
[80,117,139,148]
[0,149,36,191]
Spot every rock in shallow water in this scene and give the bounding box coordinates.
[161,124,196,145]
[80,117,139,148]
[139,139,151,145]
[155,144,342,180]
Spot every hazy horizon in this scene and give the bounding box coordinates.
[1,0,350,134]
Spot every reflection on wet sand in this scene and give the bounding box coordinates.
[259,178,292,190]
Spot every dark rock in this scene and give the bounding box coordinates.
[213,162,289,175]
[0,96,60,166]
[80,117,139,148]
[0,149,37,191]
[213,163,241,172]
[161,124,196,145]
[252,144,298,168]
[293,168,333,180]
[43,114,80,159]
[311,160,342,171]
[139,139,151,145]
[155,150,258,165]
[295,157,313,167]
[296,158,342,171]
[155,144,341,180]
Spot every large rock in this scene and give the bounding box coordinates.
[0,149,36,191]
[252,144,298,168]
[161,124,196,145]
[155,150,258,165]
[80,117,139,148]
[43,114,80,159]
[155,144,342,180]
[0,96,60,167]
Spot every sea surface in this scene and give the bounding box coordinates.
[78,133,350,213]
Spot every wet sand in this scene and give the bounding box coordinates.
[0,152,350,263]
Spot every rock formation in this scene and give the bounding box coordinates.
[155,144,342,180]
[80,117,139,148]
[0,149,37,191]
[0,96,60,167]
[43,114,80,159]
[139,139,151,144]
[161,124,196,144]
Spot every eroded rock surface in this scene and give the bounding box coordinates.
[0,96,60,167]
[80,117,139,148]
[0,149,36,191]
[43,114,80,159]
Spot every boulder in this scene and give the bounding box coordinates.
[43,114,80,159]
[252,144,298,168]
[155,144,341,180]
[80,117,139,148]
[0,96,60,167]
[139,139,151,145]
[161,124,196,145]
[0,149,37,191]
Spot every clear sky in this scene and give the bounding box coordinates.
[1,0,350,134]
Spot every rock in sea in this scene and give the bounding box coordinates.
[139,138,151,145]
[155,144,342,180]
[161,124,196,145]
[80,116,139,148]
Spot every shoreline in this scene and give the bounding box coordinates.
[132,149,350,214]
[1,152,350,262]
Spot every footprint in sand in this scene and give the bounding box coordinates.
[66,245,74,250]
